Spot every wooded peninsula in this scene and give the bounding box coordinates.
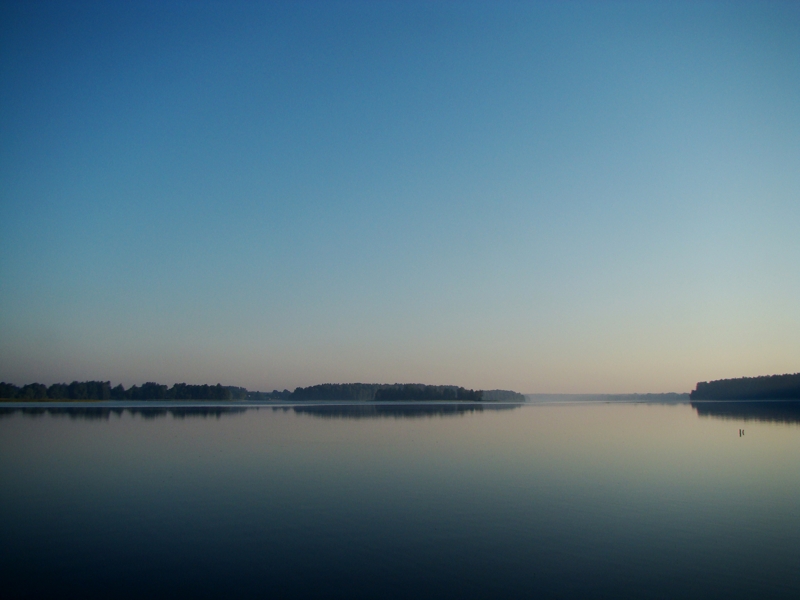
[0,381,525,402]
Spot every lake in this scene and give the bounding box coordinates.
[1,400,799,599]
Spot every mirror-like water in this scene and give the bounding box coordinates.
[1,401,798,599]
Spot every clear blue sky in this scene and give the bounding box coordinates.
[1,1,798,393]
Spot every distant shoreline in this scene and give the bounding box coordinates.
[526,393,689,402]
[0,399,527,409]
[0,382,524,403]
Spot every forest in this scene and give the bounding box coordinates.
[0,381,484,401]
[690,373,800,400]
[0,381,281,401]
[292,383,483,401]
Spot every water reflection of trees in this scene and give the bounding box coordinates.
[287,403,522,420]
[0,407,248,421]
[0,403,524,422]
[691,401,800,424]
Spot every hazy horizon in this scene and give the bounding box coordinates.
[2,1,798,393]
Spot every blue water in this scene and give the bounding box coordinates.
[1,401,798,599]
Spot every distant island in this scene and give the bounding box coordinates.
[690,373,800,400]
[0,380,525,403]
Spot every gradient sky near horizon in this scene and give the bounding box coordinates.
[1,1,798,393]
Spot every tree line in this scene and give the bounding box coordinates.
[291,383,483,401]
[690,373,800,400]
[0,381,290,401]
[1,380,484,401]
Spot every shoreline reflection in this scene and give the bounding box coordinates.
[0,402,523,422]
[0,406,249,420]
[287,402,522,420]
[692,400,800,424]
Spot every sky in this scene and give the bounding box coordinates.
[1,1,798,393]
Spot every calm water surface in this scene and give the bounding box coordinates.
[1,401,798,599]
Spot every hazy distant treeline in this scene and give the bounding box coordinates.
[1,381,516,402]
[0,381,290,401]
[481,389,526,402]
[1,381,485,401]
[690,373,800,400]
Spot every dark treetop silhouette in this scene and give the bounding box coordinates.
[690,373,800,400]
[0,381,508,402]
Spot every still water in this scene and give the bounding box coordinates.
[1,401,798,599]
